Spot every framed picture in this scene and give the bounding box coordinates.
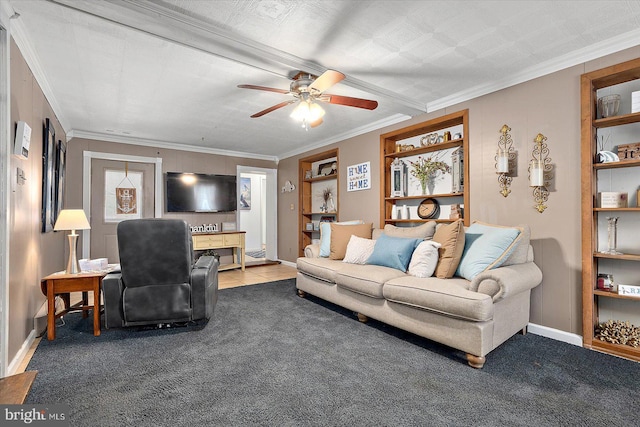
[240,177,251,210]
[54,139,66,223]
[41,118,56,232]
[104,169,143,223]
[317,160,337,176]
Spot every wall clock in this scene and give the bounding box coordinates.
[417,198,440,219]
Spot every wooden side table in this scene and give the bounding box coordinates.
[40,271,108,340]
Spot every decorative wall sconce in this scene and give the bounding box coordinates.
[528,133,553,213]
[495,124,515,197]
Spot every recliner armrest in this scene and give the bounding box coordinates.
[190,256,219,320]
[103,272,125,328]
[469,262,543,302]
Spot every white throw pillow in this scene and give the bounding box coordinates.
[408,240,441,278]
[342,235,377,264]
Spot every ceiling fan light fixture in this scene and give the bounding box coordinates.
[290,100,325,124]
[308,102,325,121]
[289,100,310,121]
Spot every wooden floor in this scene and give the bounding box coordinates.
[10,263,297,379]
[0,371,37,404]
[219,262,296,289]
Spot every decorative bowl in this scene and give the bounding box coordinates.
[597,94,621,118]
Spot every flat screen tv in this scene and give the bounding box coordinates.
[165,172,237,213]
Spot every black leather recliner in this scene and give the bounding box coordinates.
[103,219,218,328]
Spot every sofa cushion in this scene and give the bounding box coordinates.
[366,234,422,272]
[407,240,441,278]
[383,276,494,322]
[336,263,406,298]
[383,221,436,240]
[342,235,376,264]
[296,257,344,283]
[319,220,363,257]
[456,222,522,280]
[329,222,373,260]
[432,220,465,279]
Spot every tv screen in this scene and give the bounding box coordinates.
[165,172,237,213]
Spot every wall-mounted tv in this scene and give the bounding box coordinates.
[165,172,237,213]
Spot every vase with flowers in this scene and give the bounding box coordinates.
[409,152,451,195]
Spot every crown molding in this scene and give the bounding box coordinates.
[427,27,640,112]
[67,129,279,162]
[278,113,410,160]
[9,11,69,132]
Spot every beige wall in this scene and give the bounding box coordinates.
[64,138,278,262]
[278,45,640,336]
[8,39,66,361]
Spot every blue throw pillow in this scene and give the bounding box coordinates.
[366,234,422,272]
[455,223,521,280]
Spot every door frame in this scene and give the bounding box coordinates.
[236,166,277,260]
[0,14,10,378]
[82,151,162,259]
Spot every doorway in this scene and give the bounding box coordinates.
[81,152,162,261]
[236,166,277,262]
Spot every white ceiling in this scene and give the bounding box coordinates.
[7,0,640,160]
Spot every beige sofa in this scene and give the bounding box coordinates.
[296,221,542,368]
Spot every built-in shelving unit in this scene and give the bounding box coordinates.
[380,110,469,228]
[581,57,640,362]
[298,149,339,257]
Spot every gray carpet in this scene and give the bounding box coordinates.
[245,249,266,258]
[26,279,640,426]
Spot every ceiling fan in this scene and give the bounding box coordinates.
[238,70,378,129]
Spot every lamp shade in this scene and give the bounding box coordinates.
[290,100,325,122]
[54,209,91,231]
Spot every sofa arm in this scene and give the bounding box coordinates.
[469,262,542,302]
[304,244,320,258]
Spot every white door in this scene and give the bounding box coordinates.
[90,159,155,263]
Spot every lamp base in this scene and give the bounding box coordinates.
[66,232,81,274]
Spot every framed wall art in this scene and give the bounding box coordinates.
[54,139,66,222]
[240,177,251,210]
[104,168,143,223]
[41,118,56,232]
[317,160,337,176]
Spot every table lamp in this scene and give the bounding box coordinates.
[54,209,91,274]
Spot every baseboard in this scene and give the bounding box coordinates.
[279,259,296,268]
[7,329,36,376]
[528,323,583,347]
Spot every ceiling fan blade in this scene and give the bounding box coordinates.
[250,100,296,118]
[323,94,378,110]
[310,118,323,128]
[238,84,290,95]
[308,70,345,93]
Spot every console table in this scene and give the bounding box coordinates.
[192,231,245,271]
